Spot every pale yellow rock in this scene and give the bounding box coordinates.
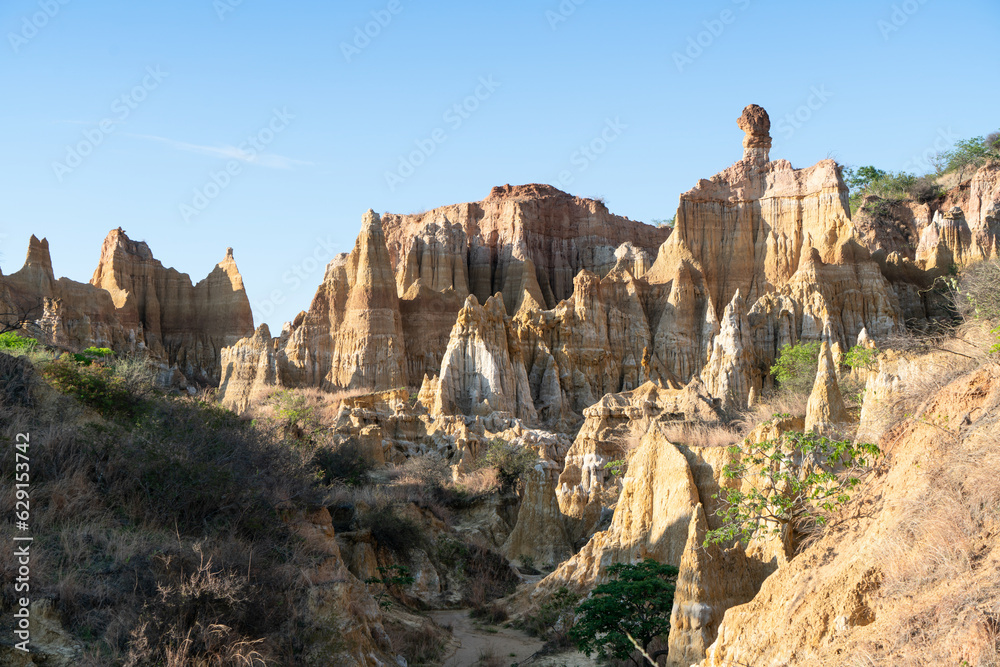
[666,505,766,667]
[805,341,850,435]
[431,293,537,423]
[535,428,700,596]
[503,464,574,567]
[218,211,408,406]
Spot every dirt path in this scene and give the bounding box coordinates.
[428,609,543,666]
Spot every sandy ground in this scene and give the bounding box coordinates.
[427,609,599,667]
[429,609,542,666]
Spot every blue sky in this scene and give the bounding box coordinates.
[2,0,998,329]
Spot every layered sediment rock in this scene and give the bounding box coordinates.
[218,211,407,409]
[700,365,1000,667]
[427,294,536,422]
[382,184,670,312]
[1,230,253,384]
[804,341,850,435]
[652,105,902,409]
[555,380,722,545]
[90,228,254,383]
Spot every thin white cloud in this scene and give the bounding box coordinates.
[125,133,313,169]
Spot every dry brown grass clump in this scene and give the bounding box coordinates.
[658,421,741,448]
[0,353,332,665]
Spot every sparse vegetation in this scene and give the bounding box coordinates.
[770,341,821,398]
[958,258,1000,353]
[479,438,539,494]
[934,132,1000,175]
[520,586,580,647]
[843,165,945,215]
[0,351,326,665]
[705,430,881,549]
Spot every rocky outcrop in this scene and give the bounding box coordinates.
[512,267,656,427]
[289,508,399,665]
[555,380,722,545]
[804,341,850,435]
[503,463,574,568]
[1,230,253,384]
[666,505,764,667]
[852,162,1000,320]
[427,294,537,422]
[539,428,701,594]
[382,184,671,313]
[218,211,407,409]
[382,185,670,383]
[646,105,900,362]
[90,228,254,383]
[701,364,1000,667]
[700,290,755,411]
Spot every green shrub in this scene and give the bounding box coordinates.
[770,341,821,397]
[936,133,1000,174]
[521,586,580,643]
[268,388,318,437]
[479,439,538,494]
[42,355,138,419]
[73,347,114,366]
[0,331,37,352]
[843,344,879,372]
[569,559,678,663]
[705,431,881,549]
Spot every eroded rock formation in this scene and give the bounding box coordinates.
[1,229,253,384]
[218,210,407,409]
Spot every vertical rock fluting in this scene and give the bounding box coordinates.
[428,293,537,422]
[90,229,255,383]
[665,504,762,667]
[652,105,901,403]
[218,210,408,409]
[1,230,253,383]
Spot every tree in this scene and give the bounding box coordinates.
[0,294,43,335]
[480,438,538,494]
[842,165,886,192]
[704,430,881,549]
[569,559,678,666]
[770,341,821,396]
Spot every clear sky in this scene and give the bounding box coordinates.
[2,0,998,329]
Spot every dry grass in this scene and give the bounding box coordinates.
[848,365,1000,667]
[385,618,449,665]
[658,421,741,448]
[856,334,983,443]
[0,352,332,665]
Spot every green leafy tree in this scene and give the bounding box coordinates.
[480,439,538,494]
[843,165,886,192]
[705,431,881,548]
[770,341,821,396]
[569,559,678,666]
[936,133,1000,174]
[843,344,879,371]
